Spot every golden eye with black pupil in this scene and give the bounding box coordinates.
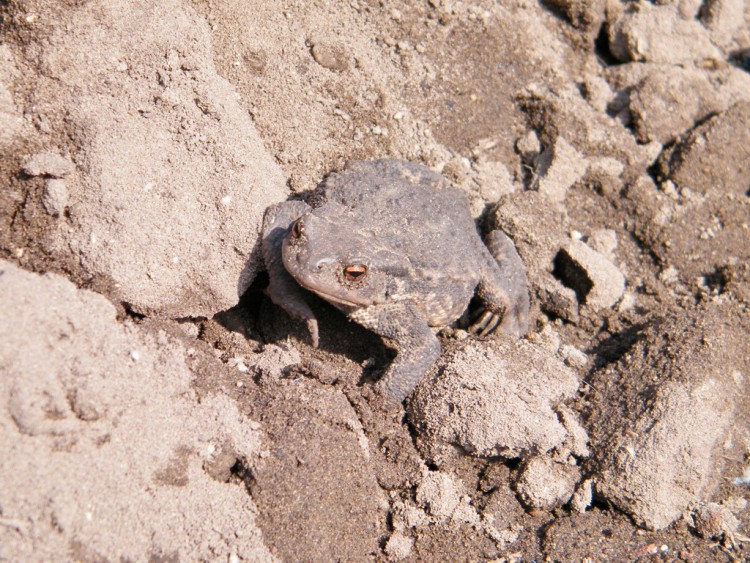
[290,219,303,239]
[343,264,367,282]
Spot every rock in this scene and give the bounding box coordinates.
[490,191,583,321]
[391,499,430,531]
[701,0,745,47]
[474,158,515,202]
[0,260,272,560]
[587,156,624,179]
[247,343,301,379]
[570,479,593,513]
[589,305,750,530]
[608,3,721,64]
[518,81,656,172]
[559,344,588,369]
[34,0,287,318]
[581,73,614,113]
[0,86,22,147]
[554,239,625,312]
[609,62,750,122]
[516,130,541,161]
[734,466,750,486]
[22,151,75,178]
[385,531,414,560]
[515,456,580,510]
[532,324,562,355]
[416,471,464,522]
[414,470,480,529]
[587,229,618,261]
[628,65,720,144]
[663,101,750,196]
[537,277,580,323]
[557,405,590,457]
[691,502,739,539]
[441,156,472,185]
[490,191,568,278]
[42,178,69,217]
[535,137,588,203]
[310,40,350,72]
[409,338,581,465]
[540,0,605,32]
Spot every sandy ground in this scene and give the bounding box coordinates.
[1,0,749,561]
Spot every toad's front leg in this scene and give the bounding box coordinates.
[350,301,441,405]
[262,200,320,347]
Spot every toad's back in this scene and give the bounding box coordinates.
[320,159,485,281]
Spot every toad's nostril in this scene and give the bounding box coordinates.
[315,258,335,270]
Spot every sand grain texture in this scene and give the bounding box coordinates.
[1,0,749,560]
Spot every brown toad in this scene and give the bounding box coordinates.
[262,159,529,404]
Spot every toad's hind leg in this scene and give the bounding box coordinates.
[351,301,441,405]
[470,230,530,337]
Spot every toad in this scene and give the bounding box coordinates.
[262,159,529,404]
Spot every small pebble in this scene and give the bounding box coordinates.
[517,130,541,156]
[310,42,350,72]
[733,466,750,486]
[560,345,588,369]
[42,178,68,216]
[22,151,75,178]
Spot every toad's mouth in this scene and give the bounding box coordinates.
[309,287,359,307]
[291,273,368,309]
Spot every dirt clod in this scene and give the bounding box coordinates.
[409,338,583,465]
[515,456,580,510]
[2,0,749,560]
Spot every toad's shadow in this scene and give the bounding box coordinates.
[217,270,390,381]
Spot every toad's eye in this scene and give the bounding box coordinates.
[290,219,303,239]
[343,264,367,283]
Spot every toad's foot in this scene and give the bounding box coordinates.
[471,229,530,338]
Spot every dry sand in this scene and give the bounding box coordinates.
[1,0,749,560]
